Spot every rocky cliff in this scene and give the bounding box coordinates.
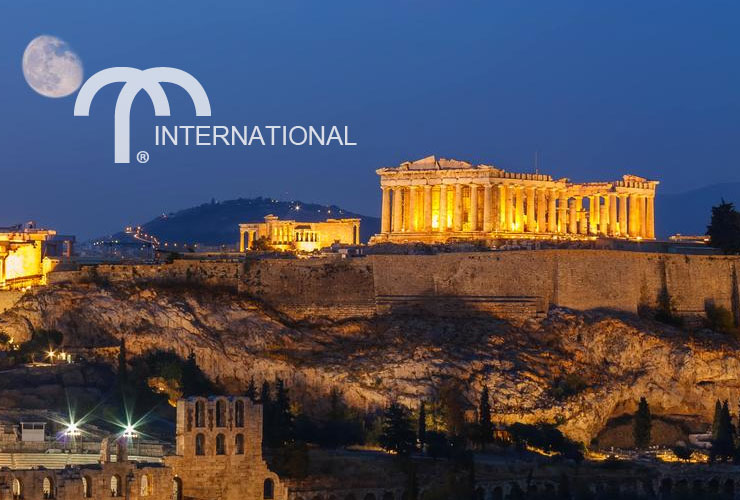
[1,279,739,444]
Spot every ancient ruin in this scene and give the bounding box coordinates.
[371,155,658,244]
[239,215,360,252]
[0,222,74,290]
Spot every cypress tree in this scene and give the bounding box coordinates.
[712,400,722,439]
[260,380,272,406]
[478,386,493,450]
[712,400,736,462]
[245,376,257,402]
[633,397,652,450]
[117,338,127,387]
[273,378,293,446]
[418,400,427,450]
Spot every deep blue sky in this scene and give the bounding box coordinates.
[1,1,738,240]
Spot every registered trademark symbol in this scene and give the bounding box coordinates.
[136,151,150,164]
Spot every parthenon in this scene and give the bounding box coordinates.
[371,155,658,243]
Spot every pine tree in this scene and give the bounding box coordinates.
[478,386,493,450]
[379,402,416,456]
[245,377,257,402]
[712,400,723,439]
[633,397,652,450]
[707,200,740,254]
[712,400,736,462]
[418,400,427,450]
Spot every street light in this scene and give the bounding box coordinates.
[64,421,81,437]
[122,423,138,439]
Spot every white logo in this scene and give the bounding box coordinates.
[74,67,211,164]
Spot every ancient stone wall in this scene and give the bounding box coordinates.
[239,258,376,321]
[43,250,740,322]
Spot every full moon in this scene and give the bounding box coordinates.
[22,35,83,98]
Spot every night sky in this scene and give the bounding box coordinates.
[1,1,738,240]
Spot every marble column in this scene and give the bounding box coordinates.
[470,184,479,231]
[483,185,493,232]
[646,195,655,239]
[537,189,546,232]
[495,184,504,231]
[525,187,535,232]
[408,186,418,232]
[392,186,403,233]
[438,184,448,232]
[641,195,649,238]
[547,189,557,233]
[568,197,578,234]
[504,185,513,231]
[423,185,433,231]
[558,192,567,233]
[619,194,628,237]
[453,183,463,231]
[589,195,598,234]
[381,187,391,233]
[599,203,608,236]
[628,193,639,237]
[515,186,524,232]
[608,193,617,236]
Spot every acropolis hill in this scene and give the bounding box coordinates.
[3,248,740,445]
[0,157,737,455]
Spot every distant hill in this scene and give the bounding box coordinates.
[656,182,740,239]
[108,197,380,247]
[97,183,740,247]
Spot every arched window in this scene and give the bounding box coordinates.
[235,400,245,427]
[111,475,121,497]
[216,433,226,455]
[82,476,92,498]
[195,433,205,456]
[235,433,244,455]
[12,478,21,499]
[216,399,226,427]
[195,401,205,427]
[263,478,274,499]
[140,474,151,496]
[173,477,183,500]
[42,477,54,499]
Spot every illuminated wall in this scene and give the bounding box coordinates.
[2,243,42,282]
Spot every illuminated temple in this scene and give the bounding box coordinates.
[371,156,658,244]
[239,215,360,252]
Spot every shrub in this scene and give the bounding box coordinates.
[705,303,735,334]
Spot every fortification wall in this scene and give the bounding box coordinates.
[239,258,376,320]
[370,251,739,317]
[48,261,240,289]
[41,251,740,321]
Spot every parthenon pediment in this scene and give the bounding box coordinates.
[400,156,474,170]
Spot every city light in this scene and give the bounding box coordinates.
[122,423,138,439]
[64,421,81,437]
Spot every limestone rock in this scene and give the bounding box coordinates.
[1,282,738,444]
